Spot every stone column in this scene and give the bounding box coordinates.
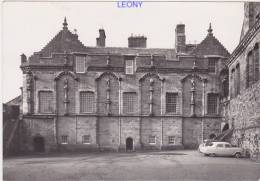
[106,79,111,115]
[63,78,69,115]
[202,78,207,142]
[160,78,165,149]
[95,79,99,148]
[118,78,122,148]
[190,77,196,117]
[138,80,142,148]
[149,79,154,116]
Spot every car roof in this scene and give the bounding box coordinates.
[212,142,230,144]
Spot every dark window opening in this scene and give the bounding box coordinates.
[33,136,45,152]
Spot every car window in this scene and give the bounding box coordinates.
[225,144,231,148]
[216,144,223,147]
[205,142,213,146]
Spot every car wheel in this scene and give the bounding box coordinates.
[210,153,216,157]
[234,152,241,158]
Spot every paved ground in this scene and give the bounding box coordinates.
[3,150,260,181]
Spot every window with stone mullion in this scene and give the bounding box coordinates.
[207,93,218,115]
[123,92,136,113]
[80,91,94,113]
[166,93,178,113]
[39,91,53,113]
[76,56,86,73]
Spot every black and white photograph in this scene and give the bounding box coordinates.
[2,1,260,180]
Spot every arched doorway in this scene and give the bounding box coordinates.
[126,137,133,151]
[33,136,45,152]
[222,123,229,132]
[209,133,216,139]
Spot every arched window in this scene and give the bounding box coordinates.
[231,69,235,98]
[235,64,240,95]
[246,51,254,88]
[254,43,259,82]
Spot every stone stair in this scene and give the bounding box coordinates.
[3,119,20,156]
[214,129,233,142]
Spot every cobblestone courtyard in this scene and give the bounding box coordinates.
[3,150,260,181]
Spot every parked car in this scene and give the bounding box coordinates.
[198,139,216,153]
[200,141,243,158]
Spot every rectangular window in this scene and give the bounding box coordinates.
[216,144,224,148]
[76,56,86,73]
[208,59,216,72]
[125,60,134,74]
[123,92,137,113]
[39,91,53,113]
[166,93,178,113]
[80,91,94,113]
[168,136,175,144]
[207,93,218,115]
[82,135,91,144]
[61,135,68,144]
[149,136,156,144]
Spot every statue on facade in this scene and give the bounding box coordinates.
[64,78,69,115]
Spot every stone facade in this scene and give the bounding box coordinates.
[226,2,260,160]
[19,18,230,153]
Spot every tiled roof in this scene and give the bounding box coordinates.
[84,47,177,60]
[40,29,87,57]
[5,95,21,106]
[192,29,230,58]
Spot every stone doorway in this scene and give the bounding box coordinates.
[126,137,134,151]
[33,136,45,152]
[222,123,229,132]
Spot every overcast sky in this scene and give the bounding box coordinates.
[2,1,244,103]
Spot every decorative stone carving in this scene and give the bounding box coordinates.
[63,78,69,115]
[149,78,154,116]
[106,79,111,115]
[190,76,196,117]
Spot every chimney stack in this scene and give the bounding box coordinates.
[21,53,27,64]
[175,24,186,53]
[96,29,106,47]
[128,35,147,48]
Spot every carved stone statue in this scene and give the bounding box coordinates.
[64,78,69,100]
[63,78,69,115]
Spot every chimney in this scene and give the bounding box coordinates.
[128,35,147,48]
[96,29,106,47]
[175,24,186,53]
[21,53,27,64]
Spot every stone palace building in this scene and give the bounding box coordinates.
[19,18,230,153]
[4,2,256,156]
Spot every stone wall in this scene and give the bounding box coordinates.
[228,81,260,158]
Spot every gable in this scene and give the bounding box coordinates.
[40,19,87,57]
[192,34,230,58]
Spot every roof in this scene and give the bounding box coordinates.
[192,24,230,58]
[40,18,87,57]
[84,47,176,60]
[5,95,21,106]
[37,18,178,59]
[34,20,229,63]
